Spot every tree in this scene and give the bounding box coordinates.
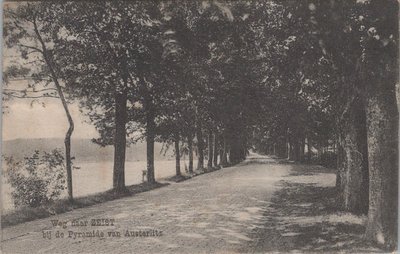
[58,2,161,192]
[4,2,75,201]
[360,0,398,249]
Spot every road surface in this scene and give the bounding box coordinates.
[3,154,364,254]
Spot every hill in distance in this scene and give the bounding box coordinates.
[2,138,175,163]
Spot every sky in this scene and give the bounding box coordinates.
[2,98,99,141]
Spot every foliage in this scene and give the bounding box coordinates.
[4,149,66,208]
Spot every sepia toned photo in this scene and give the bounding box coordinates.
[1,1,399,253]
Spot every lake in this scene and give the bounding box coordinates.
[2,158,200,212]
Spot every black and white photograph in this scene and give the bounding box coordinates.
[1,1,399,253]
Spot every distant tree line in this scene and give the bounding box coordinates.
[3,0,398,250]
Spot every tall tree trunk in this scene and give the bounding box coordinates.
[299,138,305,162]
[365,78,398,249]
[292,139,300,162]
[221,131,228,166]
[34,21,74,201]
[229,132,241,164]
[207,129,213,168]
[113,90,127,192]
[54,81,74,201]
[286,129,291,160]
[64,129,73,201]
[196,121,204,170]
[288,140,295,161]
[188,133,194,173]
[213,133,218,166]
[336,134,345,189]
[276,137,287,158]
[317,142,323,162]
[145,106,156,184]
[338,96,369,214]
[307,137,312,162]
[175,133,181,176]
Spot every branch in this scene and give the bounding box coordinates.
[24,58,46,65]
[19,43,43,54]
[32,15,75,135]
[3,88,57,93]
[32,88,58,92]
[6,77,52,82]
[339,94,355,123]
[4,93,59,99]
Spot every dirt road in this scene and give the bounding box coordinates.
[2,155,377,253]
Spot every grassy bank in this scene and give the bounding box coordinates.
[1,182,168,228]
[2,164,226,228]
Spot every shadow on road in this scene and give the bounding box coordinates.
[244,165,381,253]
[238,156,281,167]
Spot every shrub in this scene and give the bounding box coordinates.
[4,149,66,208]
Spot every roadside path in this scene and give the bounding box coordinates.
[3,154,360,253]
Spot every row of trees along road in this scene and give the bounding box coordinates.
[3,0,398,250]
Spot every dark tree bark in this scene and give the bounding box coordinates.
[307,137,312,162]
[213,133,218,166]
[145,101,156,183]
[292,139,300,162]
[229,132,243,164]
[174,133,181,176]
[317,142,323,162]
[33,19,74,201]
[336,134,345,190]
[364,76,398,249]
[64,129,74,201]
[288,140,295,161]
[221,132,228,166]
[299,138,305,162]
[188,133,194,173]
[276,137,287,158]
[113,90,127,192]
[273,143,276,156]
[337,96,369,214]
[207,129,213,168]
[196,121,204,170]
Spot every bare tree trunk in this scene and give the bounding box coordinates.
[64,130,73,201]
[34,20,74,201]
[113,91,127,192]
[336,134,344,190]
[188,133,194,173]
[213,133,218,166]
[288,140,295,161]
[337,97,369,214]
[145,106,156,183]
[365,78,398,249]
[175,133,181,176]
[317,142,322,162]
[299,138,305,162]
[207,129,213,168]
[229,131,242,164]
[196,121,204,170]
[292,139,300,162]
[307,137,312,162]
[275,137,286,158]
[221,131,228,166]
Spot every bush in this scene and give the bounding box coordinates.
[4,149,66,208]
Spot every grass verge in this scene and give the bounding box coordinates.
[1,181,169,229]
[163,166,222,183]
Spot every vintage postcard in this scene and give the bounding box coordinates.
[1,1,399,253]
